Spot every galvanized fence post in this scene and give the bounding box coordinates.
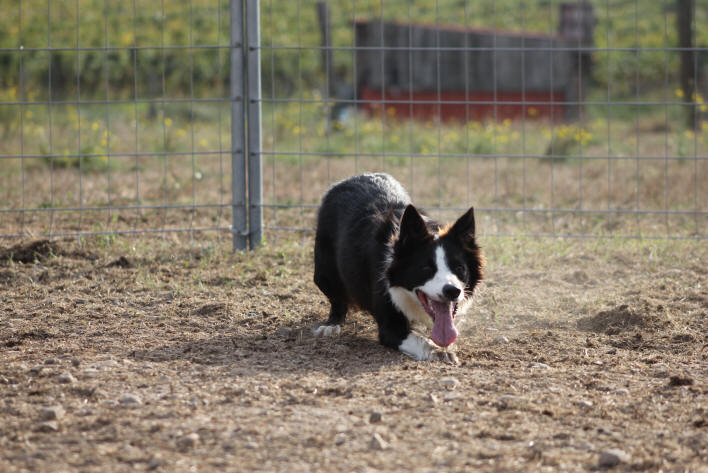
[246,0,263,249]
[230,0,248,250]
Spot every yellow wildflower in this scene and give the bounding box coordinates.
[120,32,134,47]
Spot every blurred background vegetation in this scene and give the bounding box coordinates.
[1,0,706,100]
[0,1,705,240]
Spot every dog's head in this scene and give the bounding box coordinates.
[387,205,483,347]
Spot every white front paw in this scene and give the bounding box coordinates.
[313,324,341,338]
[398,333,458,364]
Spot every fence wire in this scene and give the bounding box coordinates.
[259,0,706,243]
[0,0,706,248]
[1,0,234,243]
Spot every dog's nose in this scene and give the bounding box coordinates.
[442,284,461,301]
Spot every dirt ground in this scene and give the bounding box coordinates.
[0,237,706,473]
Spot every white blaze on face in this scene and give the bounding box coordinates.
[388,245,470,348]
[418,246,463,301]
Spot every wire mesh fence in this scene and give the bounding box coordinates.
[259,0,707,243]
[1,0,236,243]
[0,0,706,250]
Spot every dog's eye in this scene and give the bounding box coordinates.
[455,264,467,274]
[421,260,435,272]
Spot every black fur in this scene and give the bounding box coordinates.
[313,173,482,352]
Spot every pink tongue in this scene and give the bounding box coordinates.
[429,299,458,347]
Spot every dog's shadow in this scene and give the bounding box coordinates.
[129,320,405,377]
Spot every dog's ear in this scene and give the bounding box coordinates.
[447,207,476,249]
[395,205,430,251]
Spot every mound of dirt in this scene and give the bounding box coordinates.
[106,256,133,268]
[577,303,672,335]
[562,270,592,285]
[0,239,60,264]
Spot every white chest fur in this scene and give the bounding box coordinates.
[388,286,434,330]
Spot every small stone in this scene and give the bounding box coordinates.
[176,433,200,451]
[71,358,80,367]
[96,359,119,369]
[276,328,290,337]
[334,433,347,445]
[119,444,142,461]
[369,411,383,424]
[443,393,463,402]
[370,433,389,451]
[576,441,595,451]
[597,426,615,436]
[598,449,631,467]
[428,393,439,404]
[118,394,142,405]
[578,400,593,408]
[668,375,693,387]
[39,405,65,421]
[493,335,510,344]
[58,372,76,384]
[36,421,59,432]
[440,377,460,389]
[528,440,546,453]
[499,395,527,409]
[44,358,58,365]
[81,368,98,379]
[29,365,43,374]
[613,388,629,395]
[530,362,551,370]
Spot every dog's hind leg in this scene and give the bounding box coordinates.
[313,238,348,337]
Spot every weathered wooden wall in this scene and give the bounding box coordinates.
[355,20,586,121]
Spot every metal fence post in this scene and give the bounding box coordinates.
[230,0,248,250]
[246,0,263,248]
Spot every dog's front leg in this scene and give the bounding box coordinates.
[398,332,459,364]
[375,303,458,365]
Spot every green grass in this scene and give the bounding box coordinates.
[1,1,706,98]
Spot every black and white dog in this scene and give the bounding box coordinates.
[313,173,483,363]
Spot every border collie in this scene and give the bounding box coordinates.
[313,173,483,363]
